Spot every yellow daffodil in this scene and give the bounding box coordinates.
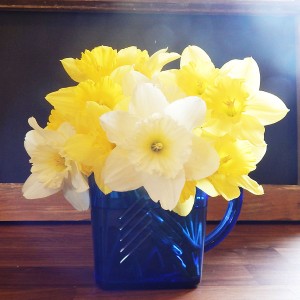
[46,78,124,121]
[61,45,180,83]
[100,83,219,211]
[22,118,90,211]
[61,46,118,82]
[201,57,289,144]
[133,48,180,78]
[63,101,114,194]
[177,45,217,97]
[197,136,266,200]
[46,78,120,192]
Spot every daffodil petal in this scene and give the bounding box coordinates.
[165,96,206,130]
[246,91,289,125]
[236,175,264,195]
[27,117,66,146]
[212,175,241,200]
[231,115,265,146]
[180,45,212,67]
[129,83,168,118]
[173,194,194,216]
[100,111,138,145]
[184,135,219,180]
[69,162,89,193]
[22,174,59,199]
[221,57,260,91]
[102,147,142,191]
[153,70,186,102]
[93,165,111,195]
[145,48,180,77]
[196,179,219,197]
[63,185,90,211]
[142,171,185,211]
[61,58,86,82]
[122,70,150,97]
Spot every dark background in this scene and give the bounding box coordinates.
[0,11,297,184]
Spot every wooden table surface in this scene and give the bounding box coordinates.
[0,222,299,300]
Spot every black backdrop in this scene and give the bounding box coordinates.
[0,11,297,184]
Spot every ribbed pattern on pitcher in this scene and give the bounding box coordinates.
[90,185,207,288]
[115,198,205,280]
[118,200,152,264]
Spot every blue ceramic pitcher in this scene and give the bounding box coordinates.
[89,176,243,289]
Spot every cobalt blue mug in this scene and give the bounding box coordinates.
[89,176,243,289]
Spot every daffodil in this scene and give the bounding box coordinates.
[61,45,180,83]
[176,45,217,97]
[202,57,289,144]
[197,136,266,200]
[133,48,180,78]
[61,46,118,82]
[100,83,219,211]
[22,118,90,211]
[63,101,115,194]
[45,78,125,123]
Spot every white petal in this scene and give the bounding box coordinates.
[184,135,219,180]
[63,186,90,211]
[153,70,186,102]
[142,171,185,211]
[122,70,150,97]
[22,174,59,199]
[69,162,89,193]
[164,96,206,130]
[246,91,289,125]
[180,45,212,67]
[100,111,138,145]
[24,130,43,155]
[221,57,260,91]
[27,117,65,145]
[129,83,168,118]
[102,147,142,191]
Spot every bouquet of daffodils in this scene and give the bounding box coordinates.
[22,45,288,216]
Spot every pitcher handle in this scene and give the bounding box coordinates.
[204,190,243,252]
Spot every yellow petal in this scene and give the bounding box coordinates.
[180,45,213,67]
[136,48,180,78]
[231,115,265,146]
[196,178,219,197]
[247,91,289,125]
[235,175,264,195]
[173,195,194,216]
[220,57,260,92]
[173,180,196,216]
[61,58,87,82]
[211,174,241,200]
[154,70,186,102]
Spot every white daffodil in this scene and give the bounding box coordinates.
[100,83,219,211]
[22,117,90,211]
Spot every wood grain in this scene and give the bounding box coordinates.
[0,183,299,221]
[0,222,299,299]
[0,0,300,14]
